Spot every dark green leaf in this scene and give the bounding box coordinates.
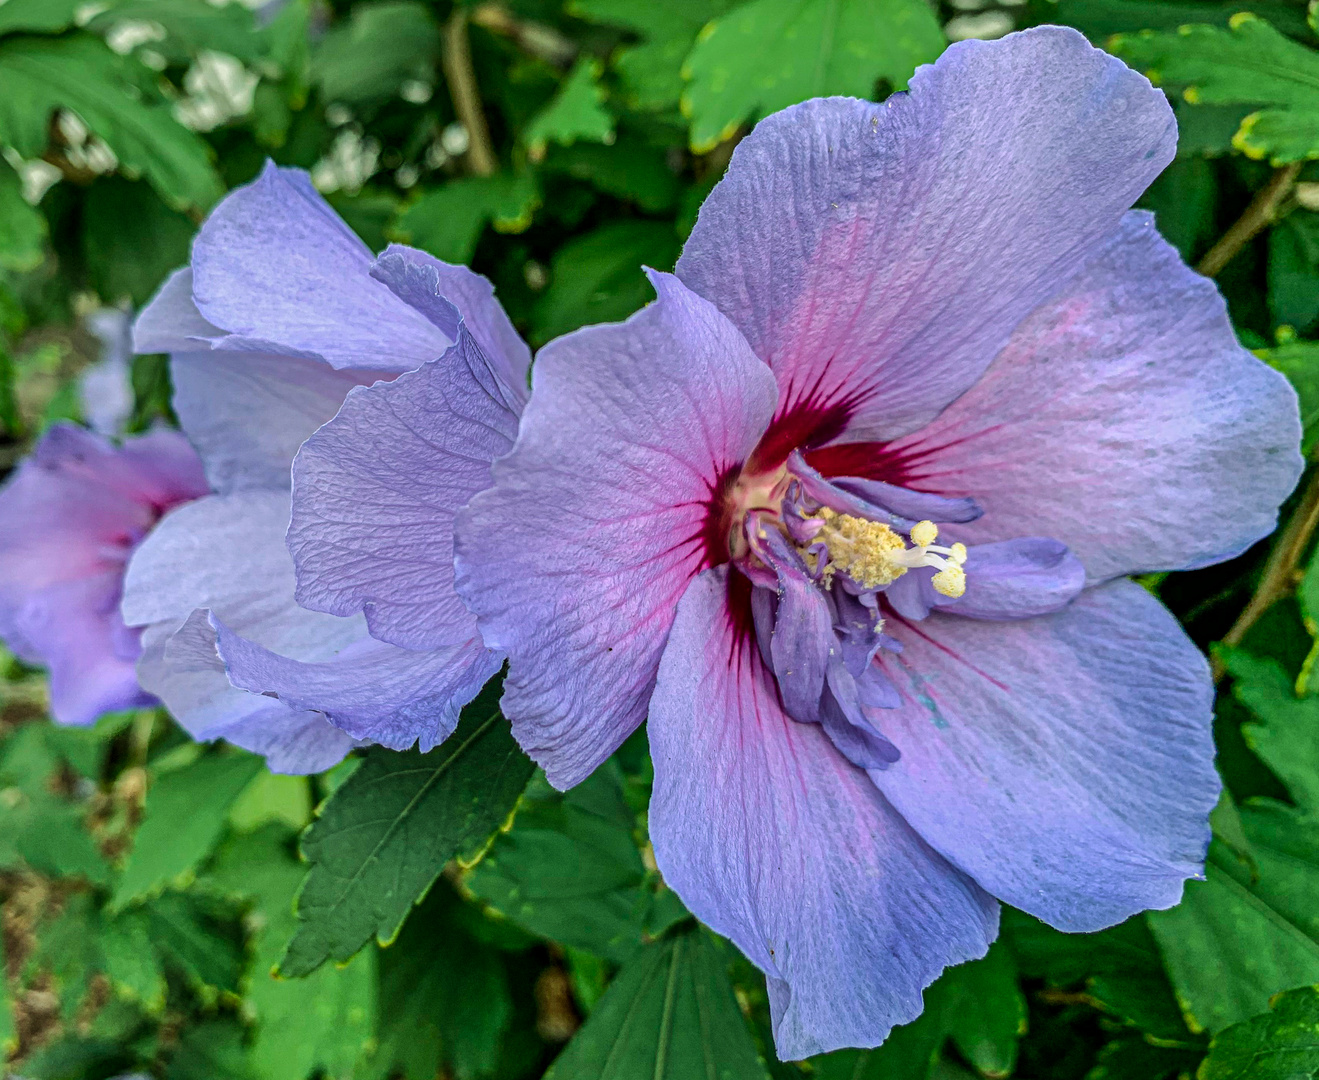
[531,219,680,344]
[545,925,770,1080]
[279,683,535,977]
[1258,341,1319,459]
[681,0,945,152]
[0,34,223,211]
[467,764,686,963]
[165,1019,255,1080]
[364,883,512,1080]
[944,943,1027,1078]
[83,176,195,306]
[544,139,681,213]
[1200,984,1319,1079]
[312,1,439,105]
[394,173,539,263]
[1268,211,1319,333]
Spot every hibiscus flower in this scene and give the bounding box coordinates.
[450,27,1302,1058]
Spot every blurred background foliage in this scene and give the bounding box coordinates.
[2,0,1319,1078]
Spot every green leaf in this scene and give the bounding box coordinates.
[1148,650,1319,1032]
[1111,15,1319,165]
[0,34,223,211]
[143,890,247,1001]
[312,0,439,105]
[543,139,681,213]
[1258,341,1319,459]
[1229,650,1319,808]
[467,765,686,963]
[1200,984,1319,1079]
[571,0,738,111]
[526,58,615,160]
[1268,211,1319,334]
[530,219,681,344]
[166,1019,256,1080]
[86,0,264,66]
[0,0,83,37]
[365,883,512,1080]
[944,943,1026,1078]
[112,749,264,910]
[680,0,945,153]
[279,682,535,977]
[83,176,196,306]
[545,925,770,1080]
[394,173,539,263]
[206,826,375,1080]
[0,155,45,272]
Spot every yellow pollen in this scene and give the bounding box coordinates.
[949,542,967,564]
[931,564,966,598]
[816,508,910,590]
[909,520,938,547]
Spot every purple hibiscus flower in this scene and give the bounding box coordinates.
[0,424,207,725]
[285,26,1301,1057]
[449,28,1302,1057]
[118,162,527,772]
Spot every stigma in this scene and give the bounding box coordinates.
[806,511,967,598]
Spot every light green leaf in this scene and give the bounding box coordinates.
[1200,984,1319,1080]
[680,0,945,152]
[0,0,83,37]
[526,58,615,160]
[1258,341,1319,459]
[207,826,374,1080]
[0,155,45,272]
[312,0,438,105]
[112,750,264,910]
[1112,15,1319,165]
[466,765,687,963]
[279,681,535,977]
[530,219,681,344]
[545,925,770,1080]
[0,34,223,211]
[570,0,738,111]
[393,172,539,263]
[86,0,263,65]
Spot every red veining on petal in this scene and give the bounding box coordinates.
[724,569,756,656]
[805,440,912,485]
[699,466,740,570]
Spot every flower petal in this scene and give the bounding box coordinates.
[140,615,354,774]
[0,425,204,725]
[171,352,376,494]
[214,617,500,753]
[859,213,1303,579]
[288,322,519,650]
[373,245,531,407]
[677,26,1175,444]
[121,490,370,767]
[883,537,1085,621]
[190,162,451,370]
[133,268,223,353]
[871,578,1218,931]
[455,272,779,789]
[649,567,998,1060]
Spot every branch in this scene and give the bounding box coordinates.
[442,7,498,178]
[1196,163,1302,279]
[1213,467,1319,682]
[471,3,577,68]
